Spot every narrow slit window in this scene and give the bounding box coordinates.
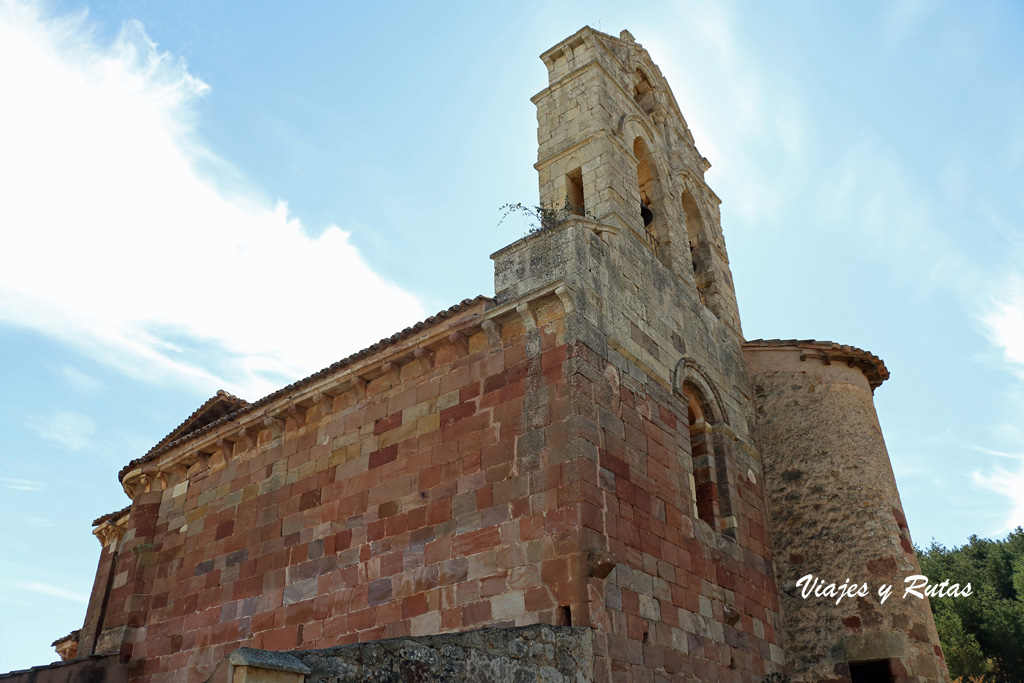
[566,167,584,216]
[686,392,718,528]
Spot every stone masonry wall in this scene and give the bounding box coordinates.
[490,26,787,681]
[260,625,592,683]
[745,342,948,683]
[92,294,609,683]
[573,338,785,681]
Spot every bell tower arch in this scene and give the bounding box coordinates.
[531,27,741,331]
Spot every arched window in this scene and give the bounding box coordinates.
[684,387,719,528]
[633,69,656,116]
[682,189,713,308]
[676,358,738,539]
[633,137,669,265]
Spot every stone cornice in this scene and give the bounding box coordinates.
[743,339,889,390]
[118,285,576,502]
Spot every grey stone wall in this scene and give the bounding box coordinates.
[745,342,948,682]
[218,626,593,683]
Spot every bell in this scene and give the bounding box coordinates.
[640,202,653,228]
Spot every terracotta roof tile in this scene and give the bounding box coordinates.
[743,338,889,389]
[146,390,249,458]
[118,296,494,481]
[92,505,131,527]
[51,630,80,647]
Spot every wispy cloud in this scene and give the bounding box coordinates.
[16,581,88,604]
[0,476,43,491]
[972,457,1024,534]
[0,2,425,399]
[27,411,96,451]
[20,516,54,528]
[56,365,103,397]
[645,3,809,225]
[981,275,1024,379]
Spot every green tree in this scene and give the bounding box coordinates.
[919,528,1024,682]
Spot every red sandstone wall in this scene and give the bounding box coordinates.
[566,343,784,682]
[88,293,783,683]
[101,299,600,682]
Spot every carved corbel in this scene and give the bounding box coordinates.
[285,403,306,427]
[516,303,537,331]
[350,378,367,400]
[238,427,258,450]
[480,319,502,350]
[554,285,575,315]
[186,452,210,479]
[311,391,335,417]
[216,437,236,461]
[137,467,167,493]
[447,331,469,356]
[263,416,285,439]
[167,464,189,487]
[380,362,400,386]
[413,348,435,372]
[92,521,126,548]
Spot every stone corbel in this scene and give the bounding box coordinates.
[92,521,126,548]
[447,331,469,356]
[380,362,400,386]
[554,285,575,315]
[238,427,258,450]
[262,416,285,439]
[138,468,167,493]
[285,403,306,427]
[311,390,335,417]
[167,464,189,487]
[516,303,537,331]
[413,347,435,372]
[480,319,502,350]
[216,437,236,461]
[189,452,210,475]
[350,377,367,400]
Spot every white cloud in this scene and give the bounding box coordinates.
[16,581,88,604]
[56,365,103,396]
[27,411,96,451]
[0,476,43,491]
[971,458,1024,534]
[971,274,1024,531]
[649,3,809,225]
[981,274,1024,378]
[0,1,425,399]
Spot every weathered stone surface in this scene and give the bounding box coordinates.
[746,341,948,682]
[285,626,592,683]
[0,656,128,683]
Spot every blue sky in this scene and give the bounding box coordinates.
[1,0,1023,672]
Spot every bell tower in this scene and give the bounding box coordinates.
[491,27,785,680]
[530,27,741,331]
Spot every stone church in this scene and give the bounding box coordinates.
[3,27,948,683]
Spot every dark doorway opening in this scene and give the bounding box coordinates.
[849,660,893,683]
